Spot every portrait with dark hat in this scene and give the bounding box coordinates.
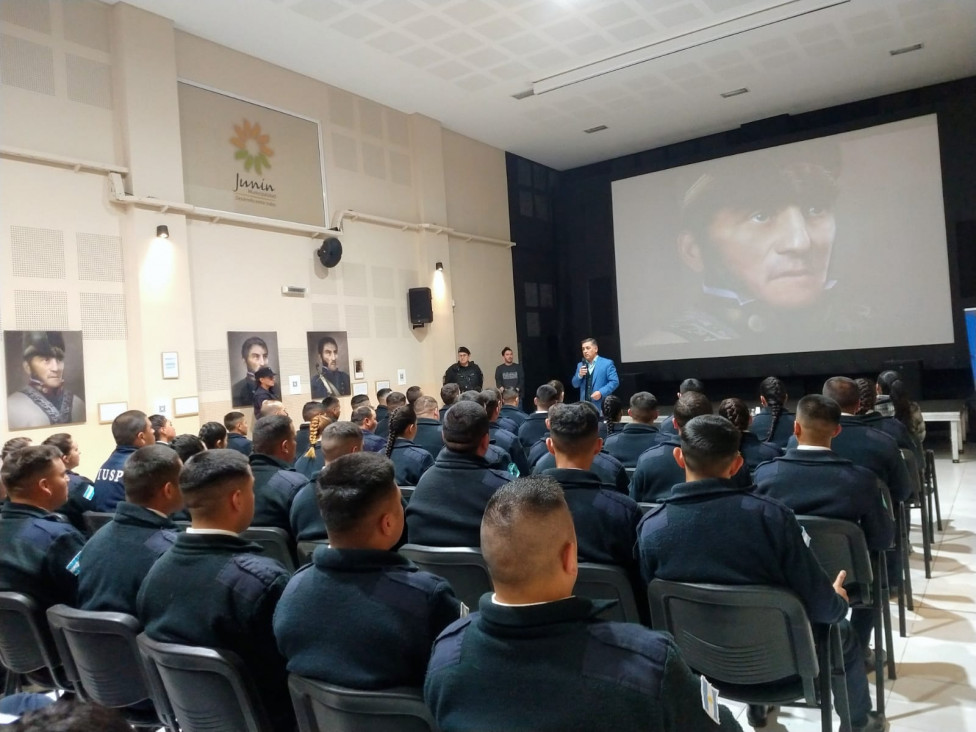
[4,330,86,430]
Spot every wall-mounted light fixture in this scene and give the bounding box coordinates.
[435,261,444,271]
[156,225,169,239]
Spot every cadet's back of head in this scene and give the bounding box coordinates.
[179,449,252,524]
[679,378,706,396]
[481,476,576,598]
[0,444,62,499]
[440,383,460,406]
[386,391,407,410]
[547,380,565,402]
[823,376,859,413]
[679,415,741,477]
[796,394,842,443]
[673,391,712,430]
[199,421,227,449]
[316,451,401,548]
[123,444,182,506]
[350,393,371,410]
[377,387,393,405]
[477,388,501,417]
[406,386,423,405]
[350,405,375,427]
[112,410,150,447]
[548,402,599,458]
[414,395,439,418]
[628,392,659,424]
[302,401,327,422]
[171,434,206,464]
[534,384,559,411]
[443,401,490,453]
[258,400,287,418]
[717,397,750,432]
[252,414,295,456]
[501,387,519,404]
[223,411,246,433]
[322,421,363,462]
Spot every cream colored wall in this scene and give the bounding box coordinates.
[0,1,516,475]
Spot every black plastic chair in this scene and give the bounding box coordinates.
[636,502,661,515]
[797,516,893,709]
[137,633,273,732]
[45,605,176,731]
[0,592,71,696]
[398,545,492,610]
[923,449,943,532]
[297,540,330,565]
[901,449,932,579]
[82,511,115,535]
[288,675,438,732]
[574,563,641,623]
[241,526,298,572]
[399,486,415,502]
[648,581,850,732]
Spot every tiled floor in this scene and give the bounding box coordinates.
[722,443,976,730]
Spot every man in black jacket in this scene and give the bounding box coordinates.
[443,347,483,392]
[425,476,740,732]
[248,415,309,532]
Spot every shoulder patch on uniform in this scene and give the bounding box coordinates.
[83,484,95,501]
[65,551,81,576]
[427,616,472,674]
[583,623,667,697]
[218,553,289,603]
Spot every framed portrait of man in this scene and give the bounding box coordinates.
[4,330,86,430]
[227,331,280,408]
[306,331,351,397]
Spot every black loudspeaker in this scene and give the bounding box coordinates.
[316,237,343,268]
[408,287,433,327]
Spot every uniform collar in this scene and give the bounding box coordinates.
[668,477,747,501]
[249,452,293,471]
[541,468,605,490]
[173,532,261,554]
[114,502,178,529]
[622,423,658,434]
[313,547,414,572]
[1,501,55,520]
[433,450,490,469]
[477,595,614,634]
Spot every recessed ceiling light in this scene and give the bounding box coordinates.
[584,125,608,134]
[720,87,749,98]
[511,89,534,100]
[889,43,923,56]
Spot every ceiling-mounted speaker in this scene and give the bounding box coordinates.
[316,237,343,268]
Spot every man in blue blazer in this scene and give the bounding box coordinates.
[571,337,619,411]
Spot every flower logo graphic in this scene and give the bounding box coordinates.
[230,119,273,174]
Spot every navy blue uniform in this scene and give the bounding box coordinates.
[629,437,684,503]
[294,424,312,463]
[227,432,253,456]
[489,424,529,476]
[248,453,308,533]
[533,451,630,495]
[604,423,661,468]
[405,451,512,547]
[289,483,326,541]
[388,438,434,487]
[657,416,678,438]
[749,409,796,449]
[500,404,527,429]
[294,443,324,480]
[252,385,276,414]
[739,431,782,473]
[362,430,387,453]
[496,415,519,436]
[77,502,178,615]
[425,595,741,732]
[637,478,872,728]
[0,502,85,610]
[137,532,293,730]
[483,444,515,474]
[517,413,549,452]
[91,445,137,512]
[274,547,460,689]
[57,473,97,535]
[375,405,390,438]
[413,418,445,461]
[859,412,923,465]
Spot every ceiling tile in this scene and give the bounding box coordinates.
[794,23,841,44]
[331,13,385,39]
[606,19,655,42]
[499,32,549,55]
[427,58,476,80]
[397,45,448,68]
[455,73,496,92]
[472,15,524,41]
[522,46,573,70]
[401,13,456,39]
[540,17,591,42]
[290,0,348,22]
[437,31,484,54]
[851,26,896,45]
[366,31,418,54]
[462,46,510,67]
[366,0,424,24]
[654,3,704,29]
[801,38,849,57]
[488,60,532,81]
[703,49,748,68]
[846,9,893,32]
[567,34,612,56]
[748,37,793,56]
[587,1,638,26]
[440,0,496,25]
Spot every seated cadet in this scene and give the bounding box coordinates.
[274,452,461,689]
[439,383,460,422]
[295,401,327,460]
[657,378,706,439]
[247,414,309,532]
[294,415,332,480]
[856,378,923,465]
[351,404,388,453]
[600,394,624,439]
[412,395,446,461]
[532,431,630,495]
[638,415,884,732]
[754,394,895,659]
[0,445,86,610]
[290,422,363,541]
[477,388,529,476]
[538,403,641,578]
[406,401,513,546]
[384,404,434,486]
[517,384,558,453]
[150,414,176,447]
[137,450,293,730]
[198,421,228,450]
[77,444,183,614]
[376,391,405,438]
[91,410,155,512]
[630,392,713,502]
[406,385,424,405]
[750,376,796,449]
[258,399,288,418]
[604,391,662,468]
[717,397,782,475]
[42,433,96,535]
[499,387,527,429]
[224,411,253,456]
[375,387,392,432]
[425,476,741,732]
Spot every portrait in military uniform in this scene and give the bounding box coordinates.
[306,331,351,397]
[227,331,280,408]
[4,330,86,430]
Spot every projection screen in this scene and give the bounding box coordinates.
[612,114,954,364]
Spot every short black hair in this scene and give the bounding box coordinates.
[377,387,393,401]
[252,414,295,454]
[457,346,471,355]
[459,390,480,402]
[350,394,371,409]
[442,401,489,453]
[316,452,397,536]
[16,699,131,732]
[199,421,228,449]
[548,402,599,456]
[224,411,246,431]
[303,401,327,422]
[679,378,706,395]
[440,383,460,405]
[321,396,340,412]
[124,444,182,504]
[149,414,169,441]
[179,449,252,516]
[547,380,564,400]
[629,392,659,421]
[501,387,519,402]
[350,405,375,426]
[317,335,338,354]
[0,445,61,495]
[241,336,268,360]
[112,410,149,446]
[477,388,501,416]
[797,394,841,427]
[386,391,406,408]
[406,386,423,404]
[414,395,438,415]
[679,415,742,475]
[1,437,32,462]
[41,433,73,456]
[321,421,364,462]
[171,434,206,464]
[501,346,513,355]
[535,384,558,409]
[823,376,859,411]
[581,337,598,348]
[673,392,712,429]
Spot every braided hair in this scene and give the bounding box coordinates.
[855,378,876,415]
[304,414,333,459]
[718,397,751,432]
[602,395,623,435]
[759,376,787,442]
[385,404,417,458]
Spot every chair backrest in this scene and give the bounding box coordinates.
[288,675,437,732]
[297,540,330,565]
[399,486,415,502]
[574,563,641,623]
[900,449,924,497]
[648,581,819,704]
[137,633,272,732]
[637,502,661,515]
[241,526,297,572]
[795,516,873,600]
[0,592,66,687]
[398,545,492,610]
[82,511,115,535]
